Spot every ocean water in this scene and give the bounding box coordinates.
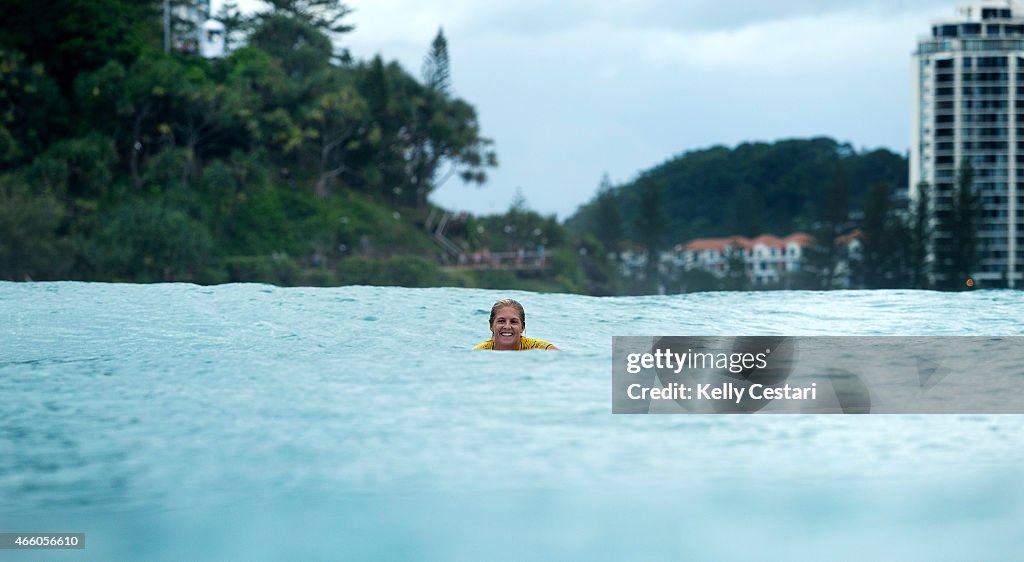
[1,282,1023,560]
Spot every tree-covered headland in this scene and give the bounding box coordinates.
[0,0,519,287]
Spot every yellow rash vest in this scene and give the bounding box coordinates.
[472,336,557,350]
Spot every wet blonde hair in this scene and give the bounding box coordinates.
[489,298,525,326]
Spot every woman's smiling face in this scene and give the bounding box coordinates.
[490,306,524,350]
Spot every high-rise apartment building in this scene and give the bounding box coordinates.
[911,0,1024,287]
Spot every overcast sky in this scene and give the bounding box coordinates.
[224,0,960,218]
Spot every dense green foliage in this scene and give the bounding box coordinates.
[0,0,501,287]
[933,161,981,290]
[567,138,907,244]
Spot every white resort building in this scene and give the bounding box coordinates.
[617,232,863,290]
[673,233,814,287]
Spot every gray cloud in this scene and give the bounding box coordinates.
[462,0,953,36]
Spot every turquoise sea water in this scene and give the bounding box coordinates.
[1,283,1023,560]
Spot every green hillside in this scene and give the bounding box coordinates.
[0,0,498,287]
[567,137,908,244]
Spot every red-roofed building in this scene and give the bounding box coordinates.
[670,232,814,286]
[667,231,863,288]
[616,230,862,291]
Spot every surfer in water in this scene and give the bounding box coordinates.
[473,298,559,350]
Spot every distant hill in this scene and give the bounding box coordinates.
[566,137,907,245]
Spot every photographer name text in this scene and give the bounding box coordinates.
[626,381,817,402]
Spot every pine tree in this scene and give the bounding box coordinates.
[214,1,246,51]
[859,182,891,288]
[263,0,354,34]
[592,174,623,255]
[949,160,980,288]
[638,178,665,293]
[422,28,450,94]
[807,162,849,289]
[910,181,932,288]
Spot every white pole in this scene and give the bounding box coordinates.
[163,0,171,53]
